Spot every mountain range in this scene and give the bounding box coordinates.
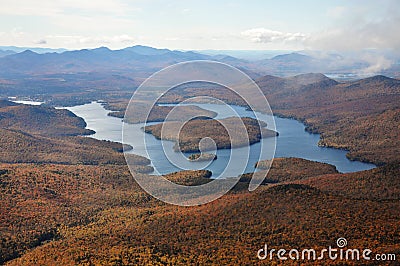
[0,45,399,79]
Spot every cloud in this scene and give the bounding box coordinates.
[0,0,134,16]
[304,49,394,74]
[241,2,400,74]
[305,19,400,51]
[0,31,136,49]
[242,2,400,53]
[306,2,400,52]
[241,28,307,44]
[359,53,393,74]
[35,39,47,45]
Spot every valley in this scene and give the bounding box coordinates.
[0,47,399,265]
[1,0,400,264]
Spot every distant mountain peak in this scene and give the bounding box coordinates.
[212,54,244,62]
[20,49,38,55]
[92,46,111,52]
[271,52,311,61]
[364,75,396,82]
[288,73,338,87]
[132,45,154,48]
[291,73,332,82]
[256,73,338,90]
[123,45,171,56]
[258,74,284,81]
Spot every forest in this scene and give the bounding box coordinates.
[1,160,399,265]
[144,74,400,165]
[144,117,277,152]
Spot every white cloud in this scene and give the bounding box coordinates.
[306,2,400,52]
[45,34,136,48]
[360,53,393,74]
[241,28,308,44]
[242,2,400,53]
[0,0,135,16]
[0,31,136,49]
[0,0,139,48]
[304,17,400,52]
[35,39,47,45]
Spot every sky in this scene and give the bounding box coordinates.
[0,0,399,51]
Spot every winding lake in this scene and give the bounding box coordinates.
[64,102,375,176]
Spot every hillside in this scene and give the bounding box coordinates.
[257,74,400,165]
[0,100,93,136]
[0,164,212,264]
[240,157,339,184]
[144,117,277,152]
[1,159,398,265]
[0,101,152,171]
[0,128,149,168]
[152,74,400,165]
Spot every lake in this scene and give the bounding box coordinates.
[64,102,375,176]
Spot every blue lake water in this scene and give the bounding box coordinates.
[65,102,375,176]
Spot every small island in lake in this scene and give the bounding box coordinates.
[144,116,278,153]
[188,153,217,162]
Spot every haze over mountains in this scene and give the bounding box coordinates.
[0,45,399,78]
[0,45,399,108]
